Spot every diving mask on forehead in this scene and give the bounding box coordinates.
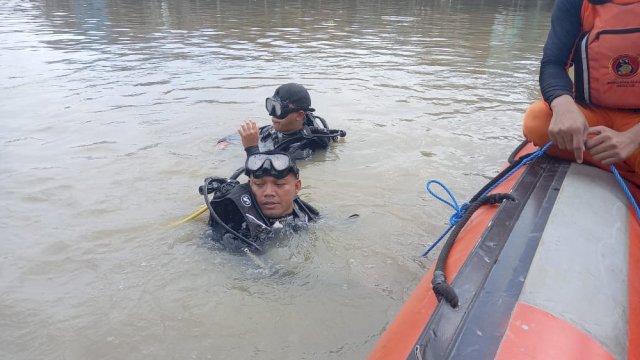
[265,97,301,120]
[245,152,299,179]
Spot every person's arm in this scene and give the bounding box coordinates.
[586,123,640,165]
[244,145,260,156]
[539,0,583,105]
[238,119,260,150]
[540,0,591,162]
[549,94,589,163]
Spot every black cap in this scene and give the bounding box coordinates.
[273,83,315,112]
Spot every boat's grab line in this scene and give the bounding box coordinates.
[423,142,552,258]
[431,193,515,308]
[424,142,639,259]
[412,157,566,360]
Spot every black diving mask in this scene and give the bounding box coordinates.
[245,152,299,179]
[265,97,302,120]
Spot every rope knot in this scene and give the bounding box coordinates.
[425,180,468,222]
[449,202,470,225]
[422,180,471,257]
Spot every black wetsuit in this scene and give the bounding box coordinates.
[208,182,319,252]
[243,125,331,160]
[243,113,340,160]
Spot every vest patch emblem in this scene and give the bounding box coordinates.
[611,55,639,78]
[241,194,252,207]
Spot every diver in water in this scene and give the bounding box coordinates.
[201,151,319,253]
[219,83,345,160]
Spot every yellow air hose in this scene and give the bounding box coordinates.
[170,205,208,227]
[171,198,268,270]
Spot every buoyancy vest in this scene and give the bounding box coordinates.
[258,114,345,160]
[574,0,640,109]
[208,182,319,250]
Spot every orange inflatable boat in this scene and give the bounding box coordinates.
[369,142,640,360]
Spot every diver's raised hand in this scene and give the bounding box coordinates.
[586,124,640,165]
[238,119,260,148]
[549,95,589,163]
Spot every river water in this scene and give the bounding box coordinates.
[0,0,552,359]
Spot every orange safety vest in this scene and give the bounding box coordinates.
[576,0,640,109]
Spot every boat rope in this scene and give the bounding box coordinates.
[422,180,470,257]
[423,141,640,308]
[610,164,640,223]
[422,142,551,257]
[476,142,553,199]
[423,143,549,308]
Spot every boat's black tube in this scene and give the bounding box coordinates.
[507,139,530,165]
[432,193,515,308]
[431,143,544,307]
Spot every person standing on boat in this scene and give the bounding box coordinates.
[218,83,345,160]
[202,151,319,253]
[522,0,640,185]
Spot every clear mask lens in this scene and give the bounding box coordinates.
[266,97,299,120]
[265,97,283,117]
[246,153,291,172]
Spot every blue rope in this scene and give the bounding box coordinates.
[479,142,553,198]
[610,164,640,223]
[422,142,552,257]
[422,180,469,257]
[423,141,640,257]
[422,144,553,257]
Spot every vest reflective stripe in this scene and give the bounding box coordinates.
[580,36,591,103]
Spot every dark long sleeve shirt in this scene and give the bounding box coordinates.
[540,0,584,105]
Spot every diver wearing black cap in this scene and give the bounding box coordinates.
[237,83,345,160]
[201,151,319,252]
